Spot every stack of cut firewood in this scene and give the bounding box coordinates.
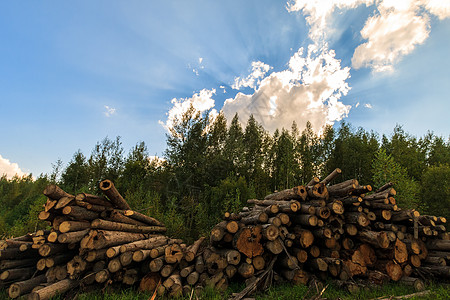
[0,179,171,299]
[202,168,450,298]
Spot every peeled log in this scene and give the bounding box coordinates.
[99,179,131,210]
[28,278,78,300]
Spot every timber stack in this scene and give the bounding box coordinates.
[0,179,172,299]
[1,169,450,299]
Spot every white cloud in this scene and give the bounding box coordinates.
[160,88,217,132]
[355,102,360,108]
[288,0,450,72]
[232,61,272,90]
[0,155,28,179]
[352,1,430,72]
[287,0,374,43]
[364,103,373,109]
[104,105,116,117]
[222,45,351,133]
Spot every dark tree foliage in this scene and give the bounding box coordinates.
[1,110,448,240]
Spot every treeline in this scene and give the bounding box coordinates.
[1,107,449,241]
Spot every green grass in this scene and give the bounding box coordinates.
[1,281,449,300]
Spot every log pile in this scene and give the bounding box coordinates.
[0,179,172,299]
[203,168,450,297]
[1,169,450,299]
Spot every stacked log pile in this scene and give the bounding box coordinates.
[1,169,450,299]
[0,179,173,299]
[205,168,450,297]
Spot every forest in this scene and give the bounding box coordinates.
[1,106,449,242]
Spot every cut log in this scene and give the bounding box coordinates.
[62,206,99,221]
[43,184,72,200]
[266,238,284,255]
[85,248,107,262]
[385,260,403,281]
[59,221,90,233]
[187,271,199,285]
[123,210,164,226]
[38,243,67,257]
[91,218,166,234]
[307,183,328,199]
[8,274,47,299]
[426,239,450,251]
[28,278,78,300]
[54,196,74,210]
[237,263,254,278]
[261,224,279,241]
[0,257,38,270]
[391,209,420,222]
[75,193,113,207]
[321,168,342,185]
[165,243,184,264]
[149,257,165,272]
[108,257,122,273]
[0,267,35,281]
[139,272,161,292]
[240,212,268,225]
[345,212,369,227]
[293,228,314,248]
[119,251,133,267]
[45,252,74,268]
[99,179,131,210]
[423,256,446,266]
[67,255,89,279]
[80,230,149,250]
[264,186,307,201]
[233,226,263,258]
[292,214,318,227]
[400,276,425,291]
[57,229,89,244]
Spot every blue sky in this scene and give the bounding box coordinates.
[1,0,449,177]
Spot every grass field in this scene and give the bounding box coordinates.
[3,281,448,300]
